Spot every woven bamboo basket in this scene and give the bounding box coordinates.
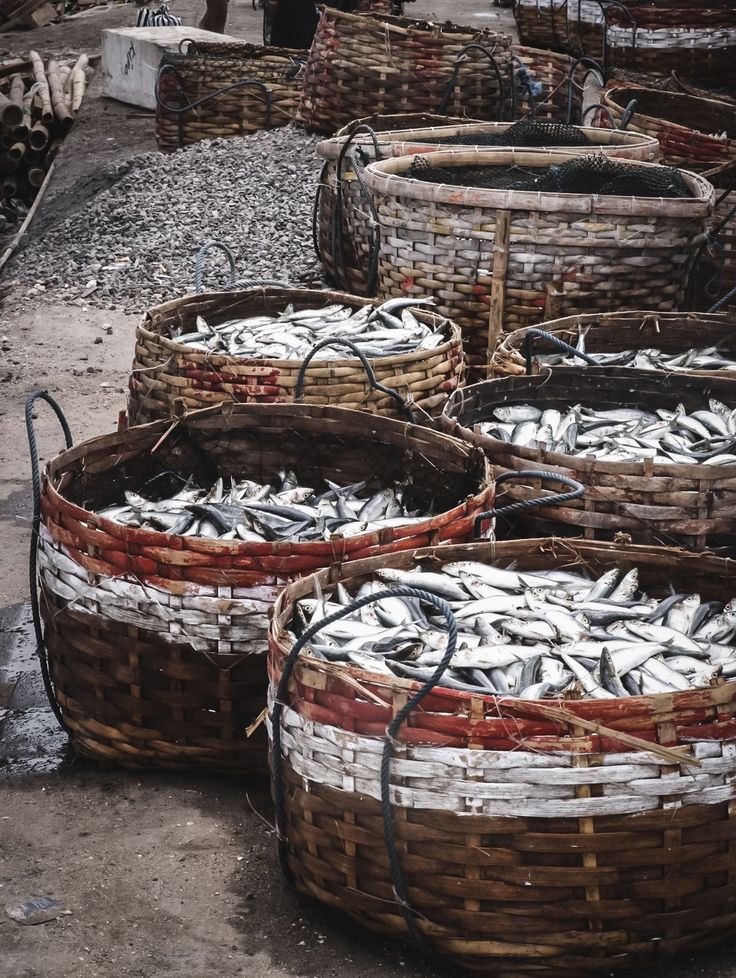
[566,0,608,61]
[36,402,493,772]
[443,367,736,549]
[513,0,569,52]
[268,537,736,977]
[491,309,736,378]
[317,124,659,296]
[602,87,736,171]
[601,1,736,88]
[694,163,736,311]
[363,150,712,370]
[127,287,464,424]
[297,7,513,136]
[155,45,307,152]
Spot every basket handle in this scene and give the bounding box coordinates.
[579,103,619,129]
[599,0,638,72]
[194,239,238,294]
[294,337,416,423]
[523,327,598,374]
[331,124,383,296]
[564,56,604,124]
[271,583,458,967]
[438,44,506,122]
[25,390,73,733]
[474,469,585,539]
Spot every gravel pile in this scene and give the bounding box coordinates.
[15,126,326,312]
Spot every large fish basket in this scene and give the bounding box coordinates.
[32,400,493,772]
[566,0,608,61]
[602,87,736,171]
[362,150,712,371]
[490,310,736,378]
[316,122,659,297]
[155,44,307,152]
[443,367,736,549]
[513,0,569,52]
[128,287,464,425]
[296,7,513,136]
[268,537,736,977]
[598,1,736,87]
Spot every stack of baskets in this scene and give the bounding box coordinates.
[269,538,736,976]
[35,402,493,771]
[316,123,659,298]
[128,287,464,423]
[155,43,307,152]
[296,8,513,135]
[443,366,736,549]
[362,150,712,369]
[602,1,736,86]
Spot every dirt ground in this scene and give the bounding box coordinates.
[2,1,736,976]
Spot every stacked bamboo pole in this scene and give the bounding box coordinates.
[0,51,88,230]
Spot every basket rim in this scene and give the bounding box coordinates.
[316,124,660,161]
[442,367,736,480]
[604,85,736,134]
[315,4,513,43]
[496,309,736,356]
[43,402,493,558]
[268,535,736,716]
[138,288,461,370]
[363,149,714,215]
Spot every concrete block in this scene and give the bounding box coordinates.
[101,26,240,110]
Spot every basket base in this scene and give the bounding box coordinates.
[278,757,736,976]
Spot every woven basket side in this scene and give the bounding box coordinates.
[155,50,306,151]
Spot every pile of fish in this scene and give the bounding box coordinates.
[537,328,736,374]
[479,400,736,465]
[171,298,446,360]
[291,562,736,699]
[96,472,428,542]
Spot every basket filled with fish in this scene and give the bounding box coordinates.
[155,44,307,152]
[490,310,736,378]
[316,120,659,298]
[128,287,463,425]
[296,8,513,136]
[268,537,736,976]
[362,149,712,370]
[443,367,736,549]
[32,399,494,772]
[601,87,736,171]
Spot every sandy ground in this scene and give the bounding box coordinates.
[2,1,736,976]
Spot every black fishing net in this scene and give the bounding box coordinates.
[441,119,592,148]
[408,153,693,199]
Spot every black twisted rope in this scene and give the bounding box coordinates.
[294,337,415,422]
[25,390,73,733]
[438,44,506,121]
[194,240,238,293]
[523,327,598,374]
[271,585,458,968]
[565,57,604,124]
[154,64,275,131]
[330,124,383,296]
[473,469,586,538]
